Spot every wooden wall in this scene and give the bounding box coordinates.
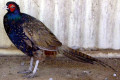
[0,0,120,50]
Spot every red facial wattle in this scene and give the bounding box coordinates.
[10,8,15,12]
[8,4,16,12]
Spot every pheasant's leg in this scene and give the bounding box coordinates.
[24,60,39,78]
[28,57,34,71]
[18,57,33,74]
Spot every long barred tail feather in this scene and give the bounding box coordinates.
[57,45,117,72]
[94,59,117,72]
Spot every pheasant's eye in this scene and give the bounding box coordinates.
[11,5,15,8]
[8,4,15,8]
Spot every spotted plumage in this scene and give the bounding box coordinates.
[3,1,116,78]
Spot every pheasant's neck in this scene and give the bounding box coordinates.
[7,10,21,21]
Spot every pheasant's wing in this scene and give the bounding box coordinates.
[21,14,62,51]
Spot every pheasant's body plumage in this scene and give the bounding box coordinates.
[3,1,116,78]
[4,12,61,57]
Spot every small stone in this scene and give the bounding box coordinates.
[113,73,117,77]
[104,78,108,80]
[83,71,91,74]
[49,78,53,80]
[21,62,24,66]
[81,71,91,76]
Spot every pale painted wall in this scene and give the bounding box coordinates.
[0,0,120,50]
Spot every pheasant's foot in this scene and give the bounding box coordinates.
[23,73,37,78]
[17,70,32,74]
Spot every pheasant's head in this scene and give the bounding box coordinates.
[6,1,20,13]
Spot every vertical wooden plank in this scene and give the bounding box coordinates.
[68,0,85,48]
[39,0,55,32]
[83,0,100,49]
[83,0,93,48]
[54,0,67,44]
[21,0,30,13]
[98,0,109,48]
[113,0,120,49]
[106,0,117,49]
[98,0,117,49]
[63,0,71,45]
[29,0,39,18]
[91,0,100,48]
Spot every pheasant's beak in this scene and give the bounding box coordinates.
[3,5,8,10]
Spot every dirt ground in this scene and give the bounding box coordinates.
[0,56,120,80]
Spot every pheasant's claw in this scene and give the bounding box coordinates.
[23,73,37,78]
[17,70,32,74]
